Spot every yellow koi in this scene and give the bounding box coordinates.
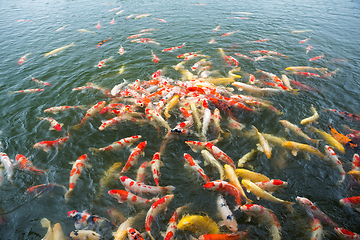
[281,140,325,158]
[234,168,270,182]
[252,126,272,159]
[224,164,252,204]
[300,105,319,125]
[44,42,75,57]
[307,126,345,154]
[164,95,179,119]
[237,149,258,167]
[177,215,219,236]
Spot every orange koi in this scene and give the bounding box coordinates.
[96,37,112,48]
[329,121,358,149]
[198,233,246,240]
[334,227,360,239]
[309,54,324,62]
[203,180,243,207]
[96,21,101,29]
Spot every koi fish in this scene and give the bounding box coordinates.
[254,179,288,194]
[78,29,96,34]
[306,45,312,54]
[119,175,175,195]
[127,228,144,240]
[120,141,147,174]
[151,50,159,63]
[300,37,311,44]
[31,77,50,86]
[162,43,186,52]
[14,154,45,175]
[25,183,67,196]
[323,145,346,185]
[234,53,254,61]
[247,38,269,43]
[113,211,145,240]
[329,109,360,121]
[18,52,31,65]
[69,230,102,240]
[177,215,219,235]
[216,194,237,232]
[96,38,112,48]
[291,30,313,33]
[201,149,225,180]
[279,120,318,143]
[329,121,358,149]
[9,88,44,94]
[116,10,124,15]
[145,194,174,240]
[334,227,360,240]
[91,135,141,153]
[151,152,162,186]
[285,66,328,74]
[241,204,281,240]
[339,196,360,213]
[234,168,270,182]
[290,79,319,92]
[221,30,238,37]
[300,105,319,125]
[135,13,151,19]
[294,72,321,77]
[73,101,106,130]
[203,180,243,207]
[56,24,69,31]
[44,42,75,57]
[296,197,338,227]
[307,126,345,154]
[108,189,157,206]
[110,18,115,24]
[309,54,324,62]
[237,149,258,167]
[109,6,122,12]
[163,204,188,240]
[209,38,216,44]
[44,105,85,114]
[252,126,272,159]
[127,32,151,39]
[0,152,13,182]
[139,28,159,33]
[155,18,166,22]
[281,140,325,158]
[119,45,125,55]
[96,22,101,29]
[213,24,220,31]
[67,209,115,230]
[198,233,246,240]
[183,153,210,183]
[205,143,236,169]
[64,154,88,201]
[96,162,123,199]
[33,131,70,152]
[37,117,63,131]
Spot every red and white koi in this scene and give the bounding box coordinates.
[300,37,310,44]
[18,52,31,65]
[14,154,45,175]
[25,183,67,195]
[247,38,269,43]
[296,197,338,227]
[31,77,50,86]
[145,108,171,131]
[37,117,63,131]
[201,101,212,140]
[208,38,216,44]
[108,189,156,206]
[154,18,166,22]
[294,72,321,77]
[109,6,122,12]
[309,217,323,240]
[352,154,360,171]
[221,30,238,37]
[224,55,239,66]
[73,101,106,130]
[241,204,281,240]
[185,140,217,153]
[334,227,360,239]
[120,141,147,174]
[132,38,160,45]
[44,105,85,114]
[217,194,238,232]
[164,205,188,240]
[306,45,312,54]
[127,228,144,240]
[203,180,243,207]
[183,153,210,183]
[323,145,346,185]
[9,88,44,94]
[65,154,88,200]
[234,53,254,61]
[118,45,125,55]
[33,132,70,152]
[151,152,162,186]
[0,152,13,182]
[145,194,174,240]
[162,43,186,52]
[151,50,159,63]
[339,196,360,213]
[119,176,175,195]
[139,28,159,33]
[127,32,152,39]
[213,24,220,32]
[96,56,114,68]
[309,54,325,62]
[91,135,141,153]
[136,161,149,183]
[205,143,236,169]
[177,51,201,58]
[255,69,282,84]
[254,179,288,194]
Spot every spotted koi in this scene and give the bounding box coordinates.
[119,176,175,195]
[65,154,88,201]
[120,141,147,174]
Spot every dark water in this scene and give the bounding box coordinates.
[1,0,360,239]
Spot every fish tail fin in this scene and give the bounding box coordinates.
[291,89,300,95]
[71,124,81,130]
[9,91,14,94]
[64,189,73,201]
[148,231,155,240]
[70,42,75,46]
[40,218,51,228]
[90,147,99,154]
[165,185,175,193]
[306,126,316,133]
[285,201,295,212]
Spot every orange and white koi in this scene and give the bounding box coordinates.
[91,135,141,153]
[208,38,216,44]
[0,152,13,182]
[25,183,66,196]
[221,30,238,37]
[31,77,50,86]
[108,189,156,206]
[217,194,237,232]
[120,176,175,195]
[247,38,269,43]
[9,88,44,94]
[309,217,323,240]
[279,120,318,143]
[127,228,144,240]
[309,54,324,62]
[151,50,159,63]
[33,132,70,152]
[254,179,288,194]
[329,121,358,149]
[120,141,147,174]
[99,103,125,114]
[145,194,174,240]
[224,55,239,66]
[109,6,122,12]
[323,145,345,185]
[256,69,282,84]
[73,101,106,130]
[339,196,360,213]
[132,38,160,45]
[37,117,63,131]
[96,38,112,48]
[139,28,159,33]
[252,126,272,159]
[151,152,162,186]
[296,197,338,227]
[96,21,101,29]
[306,45,312,54]
[198,233,246,240]
[203,180,243,207]
[135,14,151,19]
[205,143,236,169]
[201,149,225,180]
[18,52,31,65]
[183,153,210,183]
[44,105,85,114]
[164,205,188,240]
[136,161,149,183]
[65,154,88,200]
[14,154,45,175]
[145,108,171,131]
[300,37,311,44]
[96,56,114,68]
[241,204,281,240]
[162,43,186,52]
[334,227,360,239]
[213,24,220,31]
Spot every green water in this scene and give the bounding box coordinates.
[1,0,360,239]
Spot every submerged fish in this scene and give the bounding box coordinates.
[44,42,75,57]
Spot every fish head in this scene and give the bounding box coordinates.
[203,182,215,189]
[67,210,78,218]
